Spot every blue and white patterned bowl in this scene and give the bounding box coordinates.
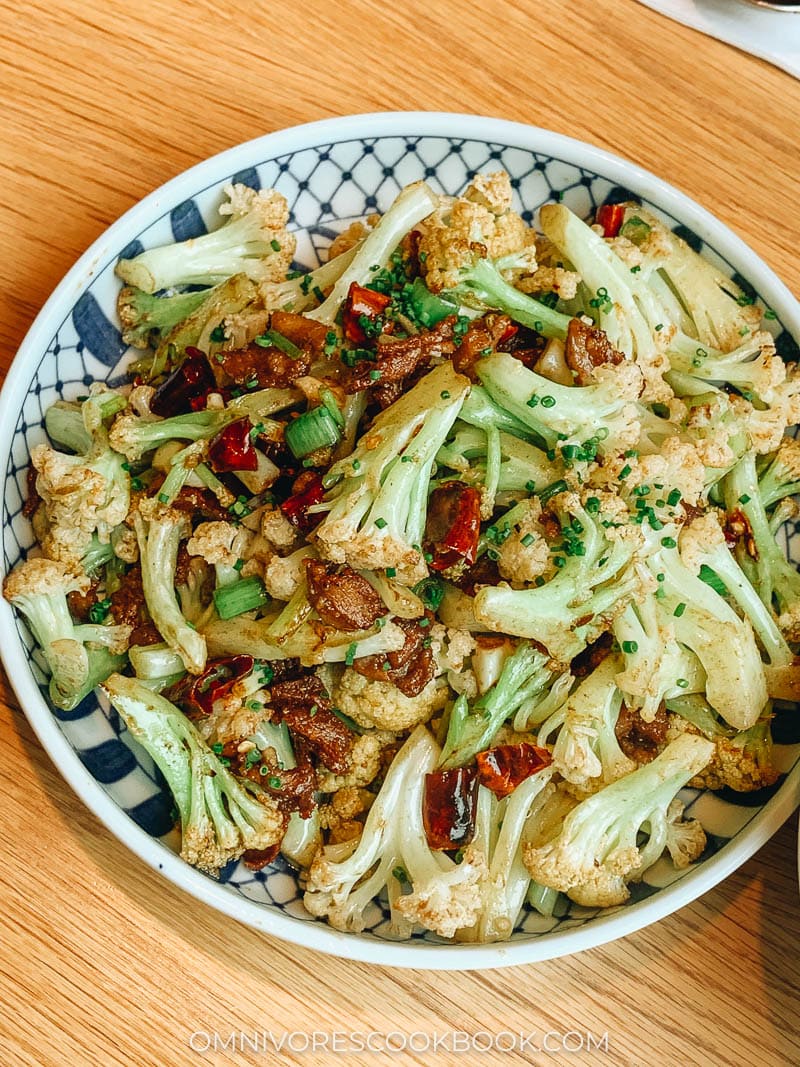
[2,113,799,969]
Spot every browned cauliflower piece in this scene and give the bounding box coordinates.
[31,441,129,566]
[495,498,551,585]
[666,715,778,792]
[418,171,537,292]
[316,729,397,793]
[333,669,449,732]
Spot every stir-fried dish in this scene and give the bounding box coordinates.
[6,172,800,941]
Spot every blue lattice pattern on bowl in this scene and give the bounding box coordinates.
[3,118,800,965]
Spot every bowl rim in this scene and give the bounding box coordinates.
[2,110,799,970]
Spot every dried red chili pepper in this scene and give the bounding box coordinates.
[423,767,479,851]
[280,474,325,530]
[208,418,259,472]
[498,321,518,345]
[476,743,552,799]
[425,481,482,572]
[242,843,281,871]
[166,655,255,716]
[150,348,216,416]
[595,203,625,239]
[341,281,392,344]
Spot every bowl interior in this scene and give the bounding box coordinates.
[4,119,800,965]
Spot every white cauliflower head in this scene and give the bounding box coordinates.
[333,669,449,732]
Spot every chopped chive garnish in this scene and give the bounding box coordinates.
[540,395,556,408]
[375,517,387,529]
[676,678,690,689]
[621,640,638,654]
[520,533,535,547]
[254,329,304,360]
[673,602,686,617]
[661,536,677,548]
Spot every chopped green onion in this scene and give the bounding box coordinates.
[538,478,568,505]
[673,603,686,618]
[213,576,269,620]
[621,640,638,654]
[319,388,345,430]
[699,564,728,597]
[285,406,342,459]
[254,330,304,360]
[88,598,112,624]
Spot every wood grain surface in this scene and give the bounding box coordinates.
[1,1,799,1064]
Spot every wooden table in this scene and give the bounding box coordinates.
[2,1,799,1064]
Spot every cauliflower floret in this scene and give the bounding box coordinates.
[515,265,580,301]
[419,172,537,292]
[31,442,129,566]
[678,510,727,575]
[260,506,298,550]
[186,521,254,568]
[196,692,267,749]
[465,172,514,215]
[334,669,448,732]
[495,498,550,585]
[316,729,397,792]
[3,556,89,600]
[440,627,477,671]
[666,715,778,792]
[316,525,427,586]
[597,439,707,508]
[218,309,269,350]
[394,844,489,939]
[561,850,641,908]
[664,799,706,868]
[318,785,374,844]
[218,184,296,283]
[128,384,156,416]
[327,217,377,260]
[112,526,139,563]
[262,546,315,602]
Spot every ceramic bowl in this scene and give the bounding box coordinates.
[2,112,799,969]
